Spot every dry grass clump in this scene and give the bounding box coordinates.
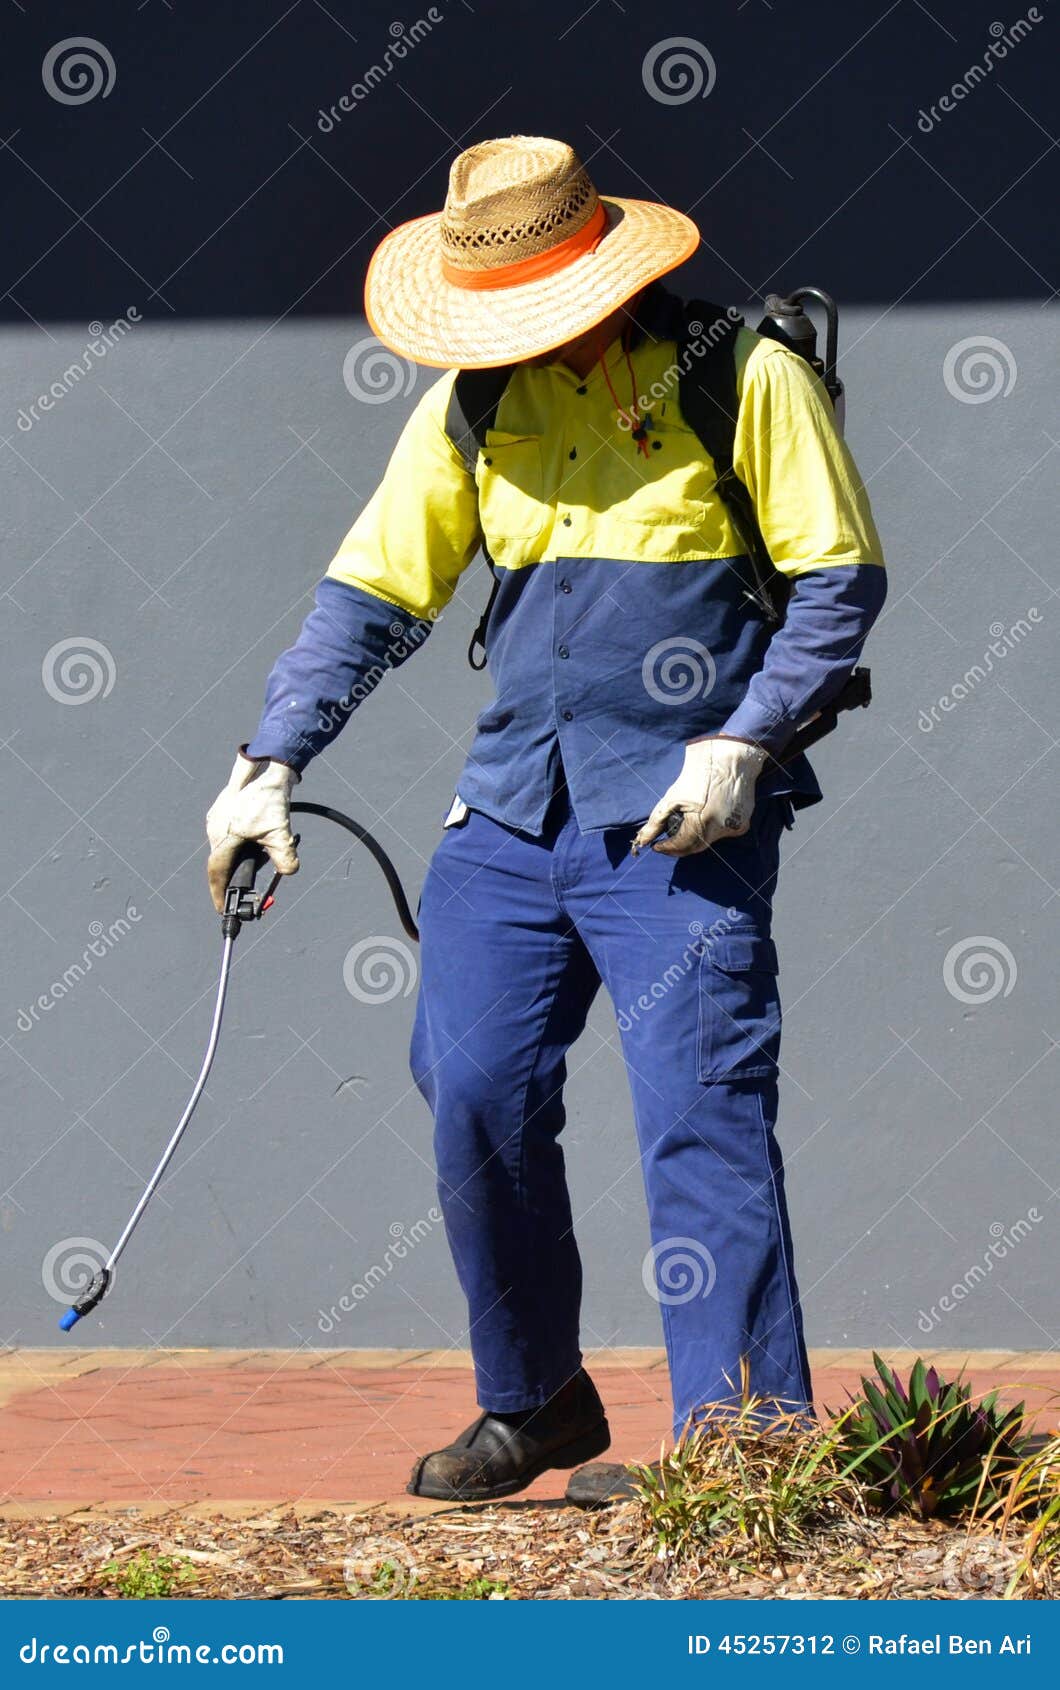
[631,1396,868,1573]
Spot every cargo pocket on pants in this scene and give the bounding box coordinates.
[697,932,781,1082]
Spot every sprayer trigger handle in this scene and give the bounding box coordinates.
[227,840,271,893]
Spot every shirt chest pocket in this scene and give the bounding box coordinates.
[612,416,713,530]
[697,932,781,1082]
[476,431,547,551]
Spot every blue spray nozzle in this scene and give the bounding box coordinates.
[56,1267,110,1332]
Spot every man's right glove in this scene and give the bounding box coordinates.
[632,736,768,858]
[205,751,300,912]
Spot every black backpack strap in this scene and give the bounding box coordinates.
[445,365,514,668]
[675,296,789,624]
[445,365,514,475]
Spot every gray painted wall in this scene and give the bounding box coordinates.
[2,0,1057,1360]
[3,301,1056,1354]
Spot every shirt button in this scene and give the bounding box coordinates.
[560,579,572,593]
[562,709,574,722]
[576,384,588,396]
[562,515,572,526]
[558,645,570,659]
[568,446,577,459]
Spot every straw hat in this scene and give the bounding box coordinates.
[365,136,700,369]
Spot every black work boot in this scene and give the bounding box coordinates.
[407,1369,610,1502]
[565,1460,653,1508]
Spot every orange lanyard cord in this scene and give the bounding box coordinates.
[599,333,651,458]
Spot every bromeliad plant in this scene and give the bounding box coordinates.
[836,1354,1028,1520]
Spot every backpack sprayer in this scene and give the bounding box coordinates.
[56,287,869,1330]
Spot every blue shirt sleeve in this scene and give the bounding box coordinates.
[245,576,434,770]
[722,563,886,752]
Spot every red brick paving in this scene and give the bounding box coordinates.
[1,1350,1056,1508]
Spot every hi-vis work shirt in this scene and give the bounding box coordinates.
[248,291,886,833]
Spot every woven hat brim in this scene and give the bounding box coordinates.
[364,198,700,369]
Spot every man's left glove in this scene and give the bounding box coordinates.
[632,737,769,857]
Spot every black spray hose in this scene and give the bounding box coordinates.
[291,802,418,941]
[57,803,418,1331]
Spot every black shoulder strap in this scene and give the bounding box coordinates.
[445,366,515,667]
[445,365,515,476]
[675,295,789,624]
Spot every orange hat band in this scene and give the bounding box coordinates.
[440,201,608,291]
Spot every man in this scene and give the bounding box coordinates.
[206,136,885,1503]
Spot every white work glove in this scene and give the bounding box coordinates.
[205,750,300,911]
[632,736,769,857]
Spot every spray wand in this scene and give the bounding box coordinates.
[58,804,418,1332]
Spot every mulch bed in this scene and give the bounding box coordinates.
[0,1504,1048,1600]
